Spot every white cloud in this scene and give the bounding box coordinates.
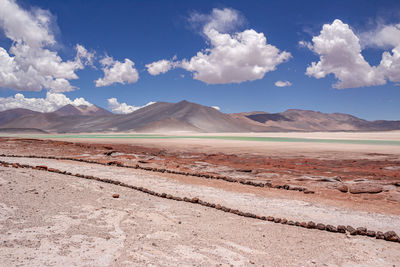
[0,0,94,92]
[305,19,400,89]
[360,24,400,48]
[95,56,139,87]
[146,59,176,75]
[305,19,386,89]
[107,98,155,114]
[211,106,220,111]
[0,92,92,112]
[147,8,290,84]
[274,80,292,87]
[179,8,291,84]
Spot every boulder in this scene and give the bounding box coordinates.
[326,225,337,232]
[356,227,367,235]
[349,183,383,194]
[376,231,385,239]
[337,225,346,233]
[112,193,119,198]
[346,225,357,235]
[336,184,348,193]
[384,231,400,242]
[316,223,326,230]
[307,221,316,229]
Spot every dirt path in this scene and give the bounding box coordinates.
[1,166,400,266]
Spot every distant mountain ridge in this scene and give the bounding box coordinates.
[0,101,399,133]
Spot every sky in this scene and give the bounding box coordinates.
[0,0,400,120]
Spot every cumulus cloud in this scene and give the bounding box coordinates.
[274,80,292,87]
[360,23,400,48]
[95,56,139,87]
[211,106,220,111]
[147,8,290,84]
[0,0,94,92]
[0,92,91,112]
[146,58,177,76]
[180,8,291,84]
[107,98,155,114]
[305,19,400,89]
[305,19,386,89]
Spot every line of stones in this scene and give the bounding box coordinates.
[0,154,314,194]
[2,159,399,244]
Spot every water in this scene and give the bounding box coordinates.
[23,134,400,146]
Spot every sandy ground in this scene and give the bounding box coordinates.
[1,165,400,266]
[1,133,400,266]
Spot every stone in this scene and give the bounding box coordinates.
[326,225,338,232]
[346,226,357,235]
[267,216,274,221]
[287,221,295,226]
[300,222,307,228]
[274,218,281,223]
[307,221,316,229]
[316,223,326,230]
[349,183,383,194]
[336,184,348,193]
[376,231,385,239]
[356,227,367,235]
[112,193,119,198]
[384,231,400,242]
[366,230,376,237]
[303,189,315,194]
[190,197,199,203]
[337,225,346,233]
[280,218,287,224]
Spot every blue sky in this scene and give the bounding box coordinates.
[0,0,400,120]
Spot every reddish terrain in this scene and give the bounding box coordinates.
[2,137,400,215]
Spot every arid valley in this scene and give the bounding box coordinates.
[1,132,400,266]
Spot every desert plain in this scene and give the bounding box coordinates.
[1,131,400,266]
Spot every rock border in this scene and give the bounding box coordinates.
[1,159,399,244]
[0,154,314,194]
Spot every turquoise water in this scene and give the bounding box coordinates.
[22,134,400,146]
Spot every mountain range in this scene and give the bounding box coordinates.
[0,100,399,133]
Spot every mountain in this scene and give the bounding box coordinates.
[234,109,400,131]
[53,104,112,116]
[0,101,399,133]
[0,108,41,125]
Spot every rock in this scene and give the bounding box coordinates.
[307,221,316,229]
[280,218,287,224]
[190,197,199,203]
[300,222,307,228]
[356,227,367,235]
[36,165,48,170]
[336,184,348,193]
[304,189,315,194]
[287,221,295,226]
[316,223,326,230]
[112,193,119,198]
[366,230,376,237]
[326,225,338,232]
[346,226,357,235]
[274,218,281,223]
[376,231,385,239]
[267,216,274,221]
[337,225,346,233]
[237,169,252,173]
[384,231,400,242]
[12,163,18,168]
[349,183,383,194]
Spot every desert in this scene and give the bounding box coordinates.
[1,0,400,266]
[1,131,400,266]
